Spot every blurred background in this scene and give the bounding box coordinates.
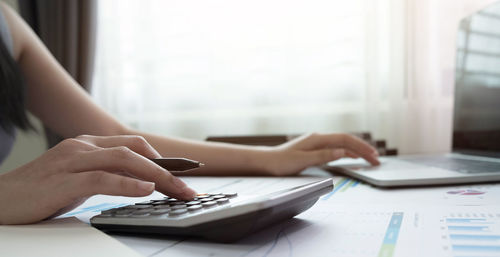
[0,0,497,172]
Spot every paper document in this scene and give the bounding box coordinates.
[145,176,500,257]
[147,205,500,257]
[61,167,500,257]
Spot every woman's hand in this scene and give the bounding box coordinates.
[264,133,380,176]
[0,135,196,225]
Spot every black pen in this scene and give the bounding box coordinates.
[150,158,204,171]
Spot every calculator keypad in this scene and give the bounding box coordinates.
[98,193,237,218]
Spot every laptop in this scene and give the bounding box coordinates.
[326,2,500,187]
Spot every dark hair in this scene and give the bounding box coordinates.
[0,36,33,132]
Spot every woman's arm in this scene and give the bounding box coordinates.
[135,131,379,175]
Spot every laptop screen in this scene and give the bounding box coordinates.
[453,1,500,157]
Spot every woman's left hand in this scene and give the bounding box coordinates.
[263,133,380,176]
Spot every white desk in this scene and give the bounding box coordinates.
[64,167,500,257]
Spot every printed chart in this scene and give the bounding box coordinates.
[321,177,362,200]
[440,211,500,257]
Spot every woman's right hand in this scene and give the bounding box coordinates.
[0,135,196,225]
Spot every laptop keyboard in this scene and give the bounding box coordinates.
[403,156,500,174]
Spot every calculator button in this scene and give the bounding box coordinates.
[102,209,115,214]
[167,198,179,203]
[202,201,217,208]
[186,201,201,206]
[154,205,171,210]
[115,209,133,215]
[187,205,202,211]
[169,201,186,205]
[123,205,138,209]
[200,198,214,202]
[212,195,225,200]
[196,195,210,199]
[114,213,132,217]
[136,200,153,205]
[150,209,170,215]
[169,209,188,216]
[216,198,229,204]
[171,205,187,210]
[224,193,238,198]
[151,200,168,205]
[132,204,153,209]
[134,209,153,214]
[131,212,150,218]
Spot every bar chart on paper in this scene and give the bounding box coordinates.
[440,212,500,257]
[321,177,362,200]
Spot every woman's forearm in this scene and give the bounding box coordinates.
[130,129,274,175]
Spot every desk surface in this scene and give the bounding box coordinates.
[65,167,500,257]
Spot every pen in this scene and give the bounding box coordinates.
[150,158,205,171]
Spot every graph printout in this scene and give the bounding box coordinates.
[440,211,500,257]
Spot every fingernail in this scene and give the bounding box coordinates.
[173,176,187,188]
[139,182,155,192]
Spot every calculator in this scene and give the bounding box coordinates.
[90,179,333,242]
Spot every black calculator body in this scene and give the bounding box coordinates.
[91,179,333,242]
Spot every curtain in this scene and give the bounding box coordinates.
[397,0,498,154]
[92,0,497,154]
[18,0,97,148]
[93,0,407,149]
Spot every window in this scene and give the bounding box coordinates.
[93,0,405,141]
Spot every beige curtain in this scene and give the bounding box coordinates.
[18,0,97,147]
